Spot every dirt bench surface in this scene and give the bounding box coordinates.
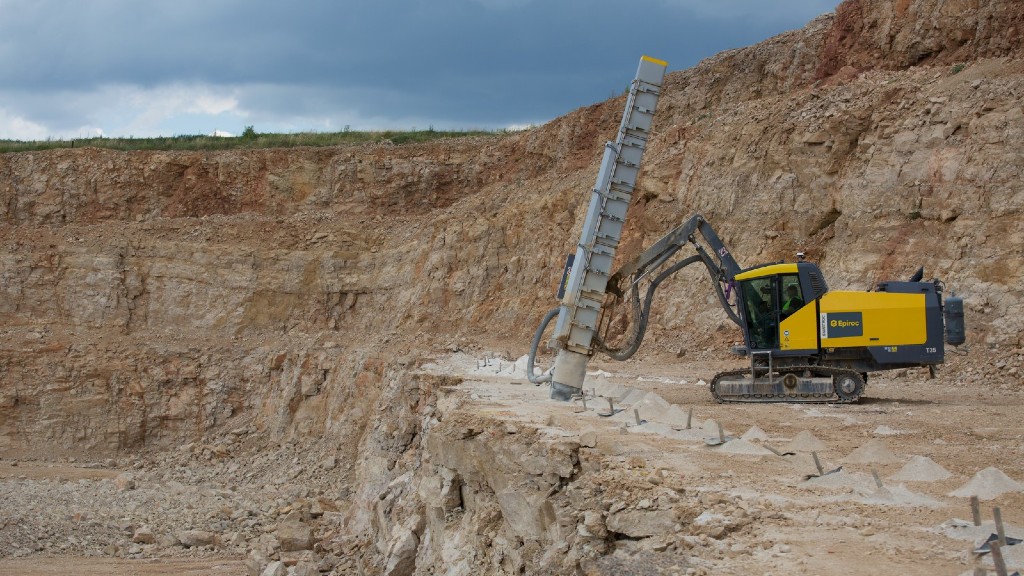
[430,352,1024,575]
[0,557,245,576]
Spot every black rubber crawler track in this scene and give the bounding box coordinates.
[710,366,865,404]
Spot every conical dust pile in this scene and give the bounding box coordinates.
[889,455,952,482]
[950,467,1024,500]
[843,439,901,465]
[784,430,827,453]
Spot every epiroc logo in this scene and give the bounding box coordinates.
[820,312,864,338]
[831,319,860,328]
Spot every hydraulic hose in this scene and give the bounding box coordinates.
[594,250,742,360]
[595,255,702,360]
[701,254,743,327]
[526,307,561,384]
[594,283,644,361]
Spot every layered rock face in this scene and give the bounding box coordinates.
[337,373,704,575]
[0,0,1020,486]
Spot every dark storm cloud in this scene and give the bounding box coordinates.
[0,0,839,137]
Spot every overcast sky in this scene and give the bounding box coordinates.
[0,0,840,140]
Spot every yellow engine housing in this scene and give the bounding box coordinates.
[779,291,927,351]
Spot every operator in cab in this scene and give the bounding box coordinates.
[782,285,804,318]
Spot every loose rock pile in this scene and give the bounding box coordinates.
[0,435,350,574]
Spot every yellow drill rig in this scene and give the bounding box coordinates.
[526,56,965,403]
[600,214,965,403]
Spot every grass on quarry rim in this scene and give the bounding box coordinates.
[0,128,522,153]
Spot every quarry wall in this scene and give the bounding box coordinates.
[0,0,1021,453]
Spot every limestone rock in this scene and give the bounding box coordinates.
[113,473,136,491]
[383,528,418,576]
[177,530,216,548]
[605,508,676,538]
[292,561,320,576]
[276,521,314,552]
[496,489,554,538]
[579,430,598,448]
[131,525,156,544]
[439,471,462,513]
[244,554,264,576]
[260,561,287,576]
[577,511,608,539]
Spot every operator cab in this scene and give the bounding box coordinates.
[734,262,828,350]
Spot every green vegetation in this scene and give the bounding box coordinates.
[951,63,966,74]
[0,127,521,153]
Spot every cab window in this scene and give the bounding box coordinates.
[780,274,804,318]
[740,277,778,349]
